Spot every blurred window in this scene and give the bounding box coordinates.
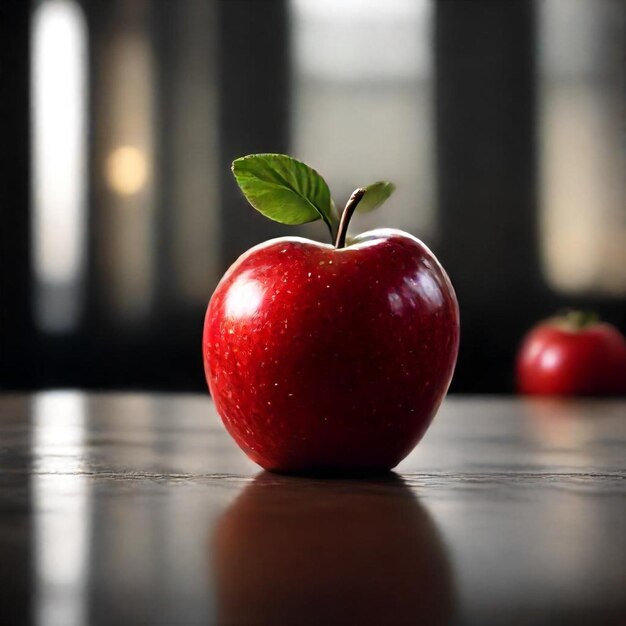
[289,0,436,241]
[166,2,220,307]
[538,0,625,296]
[94,1,220,320]
[31,0,87,332]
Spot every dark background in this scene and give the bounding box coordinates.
[1,0,624,393]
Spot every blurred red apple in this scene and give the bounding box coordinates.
[517,312,626,396]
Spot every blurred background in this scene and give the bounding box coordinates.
[0,0,624,393]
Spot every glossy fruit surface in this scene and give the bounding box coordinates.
[203,229,459,472]
[516,315,626,396]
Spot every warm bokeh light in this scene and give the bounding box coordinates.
[99,24,155,322]
[105,145,149,196]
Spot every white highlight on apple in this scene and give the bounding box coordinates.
[225,272,265,320]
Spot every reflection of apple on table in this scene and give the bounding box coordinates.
[204,154,459,473]
[521,396,625,451]
[211,473,455,626]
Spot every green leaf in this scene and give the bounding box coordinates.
[232,154,334,231]
[356,181,395,213]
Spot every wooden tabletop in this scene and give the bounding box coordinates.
[0,393,624,626]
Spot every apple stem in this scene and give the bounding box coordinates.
[335,188,366,249]
[565,310,599,330]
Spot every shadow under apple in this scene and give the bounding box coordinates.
[211,472,455,626]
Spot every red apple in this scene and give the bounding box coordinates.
[203,154,459,472]
[517,312,626,396]
[203,228,459,472]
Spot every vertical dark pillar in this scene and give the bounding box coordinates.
[0,0,35,390]
[217,0,291,268]
[80,0,112,388]
[0,4,33,622]
[435,0,539,392]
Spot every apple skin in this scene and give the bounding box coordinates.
[203,229,460,472]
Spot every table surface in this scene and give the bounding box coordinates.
[0,393,624,626]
